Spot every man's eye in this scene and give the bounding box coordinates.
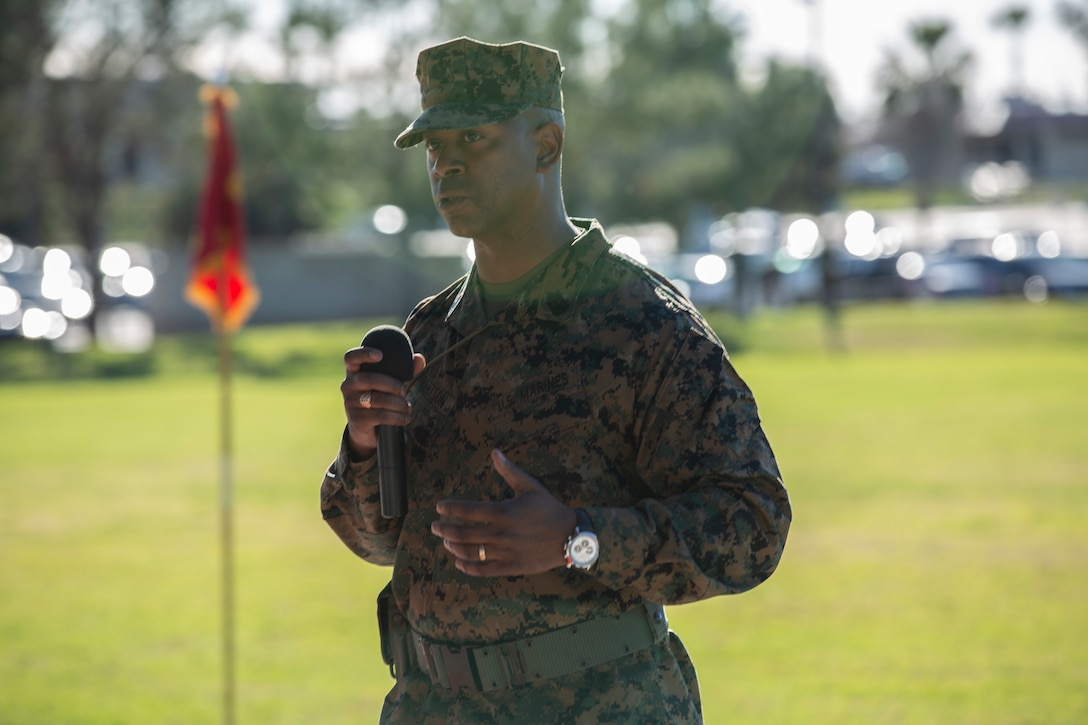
[425,139,442,152]
[463,131,482,143]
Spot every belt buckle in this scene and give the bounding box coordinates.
[436,644,478,692]
[415,635,442,686]
[499,641,527,686]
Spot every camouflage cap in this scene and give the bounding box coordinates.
[394,37,564,149]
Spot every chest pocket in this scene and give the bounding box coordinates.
[405,373,456,449]
[492,379,589,441]
[402,374,456,504]
[486,379,598,504]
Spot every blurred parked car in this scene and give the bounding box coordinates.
[1022,256,1088,298]
[921,254,1088,300]
[0,235,157,350]
[922,230,1088,301]
[837,253,912,301]
[0,241,89,344]
[644,252,736,310]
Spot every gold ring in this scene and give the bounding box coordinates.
[478,544,487,562]
[358,391,372,408]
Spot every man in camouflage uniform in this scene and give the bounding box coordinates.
[321,37,791,723]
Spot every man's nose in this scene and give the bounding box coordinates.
[431,148,464,178]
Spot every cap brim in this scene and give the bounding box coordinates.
[394,102,532,149]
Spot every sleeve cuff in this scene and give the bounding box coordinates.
[329,426,378,484]
[578,505,648,591]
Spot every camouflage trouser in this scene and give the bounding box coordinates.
[378,632,703,724]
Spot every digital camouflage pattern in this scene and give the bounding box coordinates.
[394,37,564,149]
[375,633,702,724]
[321,219,792,723]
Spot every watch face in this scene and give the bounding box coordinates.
[569,532,598,567]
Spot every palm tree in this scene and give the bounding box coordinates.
[992,5,1031,97]
[877,20,973,210]
[1057,0,1088,99]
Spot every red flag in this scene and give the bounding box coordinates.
[186,84,259,332]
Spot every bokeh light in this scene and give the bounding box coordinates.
[896,251,926,281]
[876,227,903,255]
[43,248,71,276]
[22,307,68,340]
[844,210,878,258]
[0,234,13,264]
[0,285,21,315]
[992,232,1021,261]
[612,235,647,264]
[693,254,727,285]
[61,288,93,319]
[844,210,875,237]
[100,246,132,276]
[786,218,820,259]
[98,307,154,353]
[41,249,75,300]
[122,266,155,297]
[1036,230,1061,258]
[1023,275,1048,303]
[373,205,407,235]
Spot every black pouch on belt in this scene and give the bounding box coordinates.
[377,580,411,680]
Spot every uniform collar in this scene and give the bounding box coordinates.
[444,218,609,335]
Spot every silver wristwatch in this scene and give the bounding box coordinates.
[564,508,599,570]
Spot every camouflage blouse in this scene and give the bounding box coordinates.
[320,218,791,720]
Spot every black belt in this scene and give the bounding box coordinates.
[412,602,669,693]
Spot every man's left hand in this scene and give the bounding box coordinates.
[431,449,577,577]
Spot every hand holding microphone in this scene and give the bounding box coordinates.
[341,325,422,518]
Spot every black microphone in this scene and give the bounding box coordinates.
[360,325,414,518]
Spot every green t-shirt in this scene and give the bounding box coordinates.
[477,243,570,318]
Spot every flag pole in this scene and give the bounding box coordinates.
[212,69,237,725]
[217,319,236,725]
[186,79,257,725]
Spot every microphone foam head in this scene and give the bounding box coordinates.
[360,325,415,381]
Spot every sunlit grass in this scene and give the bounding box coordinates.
[677,332,1088,724]
[1,300,1086,724]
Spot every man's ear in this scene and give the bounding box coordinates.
[535,122,563,172]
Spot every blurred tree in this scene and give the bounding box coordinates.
[586,0,746,237]
[237,83,327,237]
[280,0,392,82]
[0,0,59,245]
[197,0,421,240]
[11,0,846,285]
[31,0,248,338]
[992,5,1030,97]
[299,0,439,232]
[420,0,840,245]
[741,62,841,214]
[877,20,972,211]
[431,0,588,51]
[1057,0,1088,98]
[161,81,333,244]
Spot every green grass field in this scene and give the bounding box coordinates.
[1,300,1086,724]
